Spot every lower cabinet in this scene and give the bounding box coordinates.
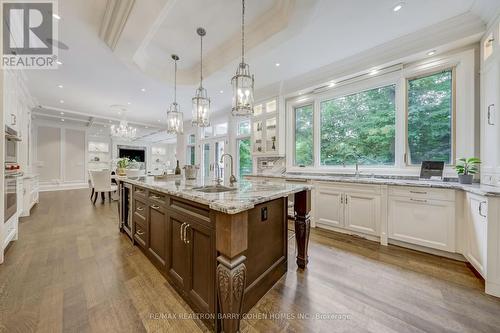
[388,188,455,252]
[314,182,380,236]
[465,193,488,277]
[148,203,167,268]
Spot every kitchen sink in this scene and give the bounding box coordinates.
[192,185,237,193]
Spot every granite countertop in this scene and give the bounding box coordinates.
[245,173,500,197]
[121,177,312,214]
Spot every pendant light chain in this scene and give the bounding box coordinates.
[241,0,245,63]
[174,57,177,104]
[200,32,203,86]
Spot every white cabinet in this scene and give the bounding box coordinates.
[388,187,455,252]
[251,97,285,156]
[314,182,381,237]
[21,175,39,217]
[465,193,487,277]
[480,15,500,186]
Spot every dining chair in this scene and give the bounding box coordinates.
[88,170,95,201]
[90,170,118,204]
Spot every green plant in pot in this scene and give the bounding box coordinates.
[117,158,130,176]
[455,157,480,184]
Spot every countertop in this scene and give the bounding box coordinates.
[245,173,500,197]
[121,177,312,214]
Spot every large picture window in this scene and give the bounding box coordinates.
[294,104,314,166]
[237,138,252,178]
[320,85,396,165]
[407,70,453,165]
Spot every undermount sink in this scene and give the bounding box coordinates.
[192,185,237,193]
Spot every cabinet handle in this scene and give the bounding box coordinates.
[410,190,427,194]
[136,229,145,236]
[137,206,144,211]
[410,198,427,203]
[151,195,161,199]
[11,114,16,125]
[344,195,348,205]
[180,223,186,241]
[184,224,190,244]
[340,194,343,204]
[479,201,487,217]
[151,204,160,210]
[488,104,495,125]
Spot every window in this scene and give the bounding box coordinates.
[203,126,213,138]
[186,146,195,165]
[320,85,396,166]
[294,104,314,166]
[237,138,252,178]
[188,134,196,145]
[215,122,228,136]
[407,70,453,165]
[238,120,250,136]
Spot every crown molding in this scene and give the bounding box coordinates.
[99,0,136,50]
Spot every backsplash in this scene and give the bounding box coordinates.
[256,157,285,174]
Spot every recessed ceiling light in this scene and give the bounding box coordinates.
[56,60,62,65]
[393,2,404,12]
[220,90,224,94]
[427,50,436,56]
[60,111,64,115]
[329,81,336,87]
[275,63,280,67]
[59,99,64,104]
[127,102,131,105]
[53,13,61,20]
[57,84,63,88]
[369,69,379,76]
[141,88,146,92]
[157,120,161,122]
[118,111,121,115]
[61,118,65,122]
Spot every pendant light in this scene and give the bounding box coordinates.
[231,0,254,116]
[192,27,211,127]
[166,54,183,134]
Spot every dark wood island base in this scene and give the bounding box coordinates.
[119,180,311,332]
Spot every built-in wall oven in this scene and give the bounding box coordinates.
[4,126,22,222]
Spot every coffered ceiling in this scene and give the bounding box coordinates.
[25,0,500,126]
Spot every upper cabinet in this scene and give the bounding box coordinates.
[251,97,285,156]
[480,15,500,186]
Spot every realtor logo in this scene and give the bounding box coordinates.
[1,0,58,69]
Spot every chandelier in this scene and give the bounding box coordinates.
[192,27,211,127]
[110,119,136,140]
[231,0,254,116]
[166,54,184,134]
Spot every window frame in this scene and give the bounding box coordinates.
[292,101,315,167]
[404,67,457,166]
[236,118,252,178]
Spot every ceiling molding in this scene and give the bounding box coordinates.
[100,0,136,50]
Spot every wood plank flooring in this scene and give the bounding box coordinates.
[1,189,499,332]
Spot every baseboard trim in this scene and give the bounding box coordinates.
[40,183,89,192]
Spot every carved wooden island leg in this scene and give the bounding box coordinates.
[294,190,312,269]
[215,211,248,333]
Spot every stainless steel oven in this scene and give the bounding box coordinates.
[5,126,20,163]
[4,173,19,222]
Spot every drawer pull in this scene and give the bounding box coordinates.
[479,201,487,217]
[136,229,145,236]
[409,190,427,195]
[184,224,190,244]
[410,198,427,203]
[137,207,144,211]
[180,223,186,241]
[151,195,162,199]
[151,204,160,210]
[488,104,495,126]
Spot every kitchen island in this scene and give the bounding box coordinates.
[118,177,312,332]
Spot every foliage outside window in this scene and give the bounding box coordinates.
[294,104,314,166]
[320,85,396,165]
[407,70,453,165]
[187,146,195,165]
[237,138,252,178]
[238,120,250,136]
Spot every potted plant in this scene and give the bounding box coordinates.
[116,157,130,176]
[455,157,481,184]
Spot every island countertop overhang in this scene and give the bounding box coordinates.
[119,177,313,214]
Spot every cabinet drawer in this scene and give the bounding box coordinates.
[134,219,147,248]
[149,191,166,206]
[134,199,147,219]
[134,187,147,199]
[388,186,455,201]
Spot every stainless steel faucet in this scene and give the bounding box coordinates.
[220,153,237,186]
[213,163,222,185]
[343,153,360,178]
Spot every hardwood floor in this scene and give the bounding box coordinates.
[1,189,499,332]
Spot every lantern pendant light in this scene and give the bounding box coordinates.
[166,54,184,134]
[192,27,211,127]
[231,0,254,116]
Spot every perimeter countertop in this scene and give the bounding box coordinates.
[245,173,500,197]
[121,177,312,214]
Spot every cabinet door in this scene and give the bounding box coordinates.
[388,197,455,252]
[148,204,166,268]
[481,61,499,184]
[166,213,189,291]
[466,194,487,277]
[185,221,215,314]
[315,185,344,229]
[344,193,380,236]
